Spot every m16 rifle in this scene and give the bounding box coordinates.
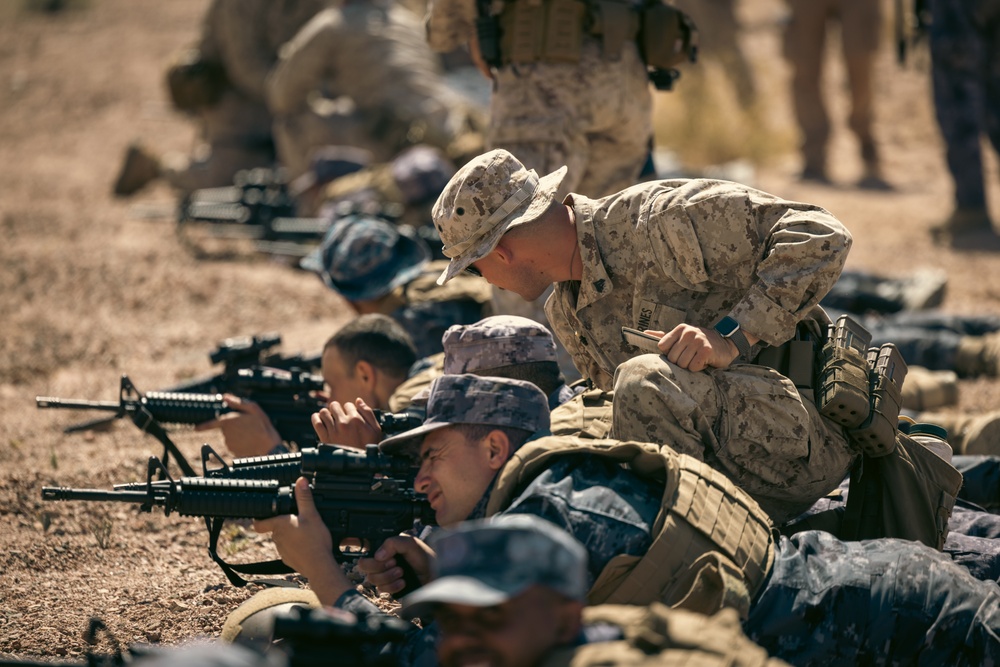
[49,332,322,436]
[36,372,327,477]
[42,444,435,590]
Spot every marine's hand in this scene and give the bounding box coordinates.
[653,324,740,372]
[311,398,382,449]
[194,394,282,458]
[357,535,434,596]
[253,477,352,606]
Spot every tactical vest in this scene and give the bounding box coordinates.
[487,437,775,619]
[540,604,786,667]
[548,387,614,439]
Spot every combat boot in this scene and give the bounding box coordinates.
[857,161,892,191]
[901,366,958,412]
[920,411,1000,456]
[112,142,161,196]
[930,207,997,248]
[955,332,1000,378]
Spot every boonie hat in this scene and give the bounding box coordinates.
[300,215,430,302]
[432,149,567,285]
[443,316,557,374]
[400,514,588,619]
[378,374,550,457]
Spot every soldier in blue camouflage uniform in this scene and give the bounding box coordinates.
[300,215,492,358]
[929,0,1000,245]
[251,374,1000,665]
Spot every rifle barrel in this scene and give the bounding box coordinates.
[42,487,154,504]
[36,397,121,411]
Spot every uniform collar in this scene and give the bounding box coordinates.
[565,195,613,311]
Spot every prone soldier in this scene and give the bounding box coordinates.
[253,374,1000,665]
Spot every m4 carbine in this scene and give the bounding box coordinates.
[47,332,322,436]
[43,444,435,590]
[37,373,327,476]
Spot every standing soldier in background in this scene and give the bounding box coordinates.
[928,0,1000,246]
[265,0,487,181]
[782,0,890,189]
[113,0,331,198]
[422,0,695,382]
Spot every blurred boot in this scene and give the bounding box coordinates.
[921,411,1000,456]
[901,366,959,412]
[930,207,997,247]
[856,160,892,191]
[955,332,1000,378]
[113,143,161,196]
[799,164,831,185]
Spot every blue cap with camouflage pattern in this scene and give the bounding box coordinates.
[432,149,567,285]
[400,514,588,619]
[442,315,558,374]
[378,374,550,457]
[299,214,430,301]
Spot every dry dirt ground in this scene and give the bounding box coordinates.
[2,0,1000,659]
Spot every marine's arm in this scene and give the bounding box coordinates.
[645,180,851,348]
[265,9,342,116]
[211,0,275,101]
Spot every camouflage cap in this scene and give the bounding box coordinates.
[378,374,550,457]
[391,145,456,206]
[400,514,588,619]
[300,214,430,302]
[443,316,557,374]
[432,149,567,285]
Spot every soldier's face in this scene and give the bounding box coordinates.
[468,251,550,302]
[321,346,377,407]
[414,427,500,526]
[435,586,582,667]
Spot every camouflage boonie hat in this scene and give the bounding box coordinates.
[391,145,456,206]
[378,374,550,457]
[300,215,430,302]
[432,149,567,285]
[400,514,588,619]
[443,316,557,374]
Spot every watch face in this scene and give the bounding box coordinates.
[715,316,740,337]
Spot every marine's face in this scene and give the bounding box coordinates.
[466,250,550,302]
[413,427,497,527]
[435,586,580,667]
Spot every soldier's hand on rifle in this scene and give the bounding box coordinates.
[253,477,353,606]
[195,394,283,458]
[357,535,434,596]
[311,398,382,449]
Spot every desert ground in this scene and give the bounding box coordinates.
[2,0,1000,658]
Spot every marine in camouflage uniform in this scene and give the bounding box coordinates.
[432,149,856,523]
[113,0,331,197]
[266,0,483,180]
[929,0,1000,242]
[300,215,491,358]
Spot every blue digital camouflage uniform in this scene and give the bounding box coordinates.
[335,449,663,665]
[930,0,1000,213]
[746,530,1000,666]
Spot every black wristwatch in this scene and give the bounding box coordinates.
[714,316,752,360]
